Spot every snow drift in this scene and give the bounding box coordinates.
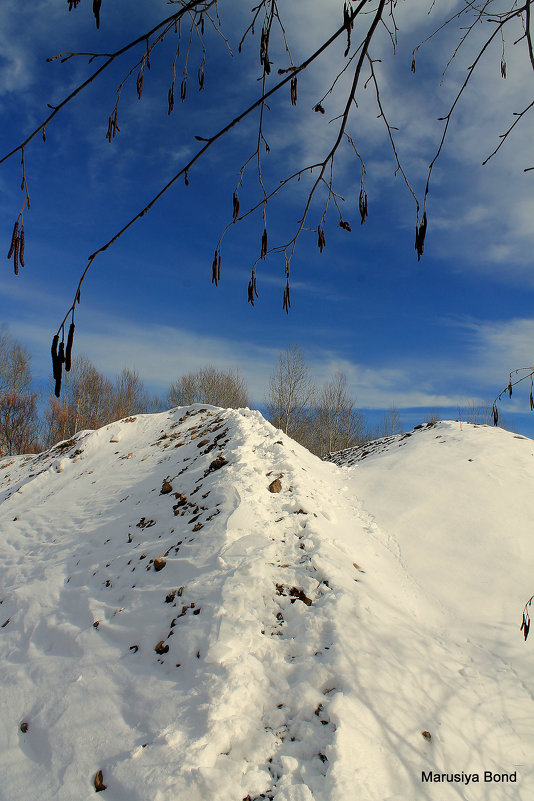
[0,408,533,800]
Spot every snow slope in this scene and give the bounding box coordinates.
[0,409,533,801]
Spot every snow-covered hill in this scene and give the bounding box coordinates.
[0,409,533,801]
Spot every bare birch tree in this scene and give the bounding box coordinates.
[266,346,316,445]
[380,406,403,437]
[314,370,367,455]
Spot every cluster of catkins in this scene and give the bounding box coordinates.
[51,323,75,398]
[7,220,24,275]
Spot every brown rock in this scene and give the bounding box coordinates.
[161,479,173,494]
[20,722,28,733]
[268,478,282,493]
[209,456,227,471]
[155,640,169,655]
[153,556,166,572]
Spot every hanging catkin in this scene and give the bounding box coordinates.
[65,323,75,372]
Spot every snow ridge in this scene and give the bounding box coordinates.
[1,412,534,800]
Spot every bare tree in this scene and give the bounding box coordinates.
[425,409,441,425]
[380,406,403,437]
[0,392,41,456]
[266,346,316,445]
[168,365,249,409]
[2,2,534,389]
[112,368,151,420]
[0,330,40,456]
[458,400,492,425]
[314,371,367,455]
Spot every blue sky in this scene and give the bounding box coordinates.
[1,0,534,435]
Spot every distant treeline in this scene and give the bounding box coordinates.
[0,332,492,458]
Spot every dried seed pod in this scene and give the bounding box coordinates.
[19,226,25,268]
[530,390,533,411]
[343,2,353,57]
[217,252,221,283]
[261,228,268,259]
[180,80,187,102]
[13,234,19,275]
[106,109,119,142]
[211,250,218,286]
[58,340,65,365]
[51,334,60,379]
[339,220,352,232]
[94,770,106,792]
[501,55,506,79]
[93,0,102,29]
[232,191,240,222]
[314,104,325,114]
[54,366,62,399]
[414,212,427,261]
[359,189,368,224]
[508,376,513,398]
[65,323,75,371]
[492,404,498,426]
[290,76,298,106]
[136,71,144,99]
[521,612,531,641]
[198,66,205,90]
[7,221,18,259]
[168,83,175,115]
[282,280,290,314]
[247,272,258,306]
[317,224,326,253]
[411,53,416,73]
[260,28,270,74]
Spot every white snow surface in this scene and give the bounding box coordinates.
[0,408,533,800]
